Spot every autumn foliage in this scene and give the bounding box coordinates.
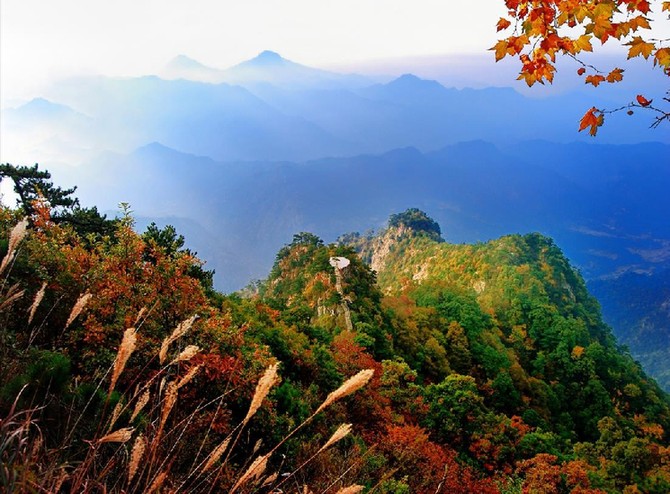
[493,0,670,134]
[1,180,670,493]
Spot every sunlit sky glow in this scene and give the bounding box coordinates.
[0,0,507,101]
[1,0,669,104]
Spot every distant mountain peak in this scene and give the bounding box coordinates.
[388,73,442,89]
[166,54,212,69]
[254,50,285,63]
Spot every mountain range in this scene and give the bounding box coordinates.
[1,50,668,390]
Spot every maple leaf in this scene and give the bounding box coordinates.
[577,67,586,76]
[636,94,652,107]
[497,17,512,32]
[636,0,651,14]
[574,34,593,53]
[605,68,624,83]
[491,40,509,61]
[579,107,603,136]
[654,48,670,70]
[585,74,605,86]
[664,2,670,12]
[628,15,651,32]
[627,36,655,59]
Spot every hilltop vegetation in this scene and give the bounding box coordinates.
[1,197,669,492]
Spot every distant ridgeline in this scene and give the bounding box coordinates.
[2,199,670,492]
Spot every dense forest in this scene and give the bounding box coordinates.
[1,168,670,493]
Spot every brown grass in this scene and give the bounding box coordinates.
[315,369,374,414]
[335,485,364,494]
[65,292,92,329]
[177,364,202,389]
[109,327,137,395]
[159,315,197,364]
[0,218,28,276]
[131,389,151,422]
[97,427,134,444]
[319,423,352,453]
[230,453,269,493]
[27,282,47,325]
[201,436,231,473]
[128,434,146,482]
[242,363,279,426]
[170,344,200,365]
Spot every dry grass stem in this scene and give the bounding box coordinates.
[335,485,364,494]
[131,389,151,421]
[177,365,202,389]
[243,363,279,426]
[319,423,352,453]
[65,292,92,329]
[202,436,231,473]
[171,344,200,365]
[230,453,269,493]
[98,427,134,444]
[128,434,146,482]
[27,282,47,324]
[109,327,137,395]
[0,287,25,312]
[146,470,167,494]
[316,369,374,414]
[159,314,197,364]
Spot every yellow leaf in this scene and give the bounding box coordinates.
[654,48,670,69]
[491,40,509,62]
[627,36,655,59]
[574,34,593,53]
[629,15,651,32]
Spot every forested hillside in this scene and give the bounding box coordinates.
[2,197,669,493]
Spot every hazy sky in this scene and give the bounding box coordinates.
[1,0,508,100]
[2,0,669,103]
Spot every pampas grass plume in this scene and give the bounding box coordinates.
[171,344,200,365]
[159,314,197,364]
[319,423,352,453]
[65,292,92,329]
[316,369,374,414]
[98,427,134,444]
[131,389,150,422]
[109,327,137,395]
[335,485,364,494]
[27,282,47,324]
[128,434,146,482]
[243,363,279,426]
[230,453,269,493]
[202,436,231,473]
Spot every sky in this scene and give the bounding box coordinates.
[1,0,668,103]
[1,0,507,102]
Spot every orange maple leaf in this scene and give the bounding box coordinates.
[497,17,512,32]
[585,74,605,86]
[627,36,655,59]
[605,68,624,83]
[579,107,603,136]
